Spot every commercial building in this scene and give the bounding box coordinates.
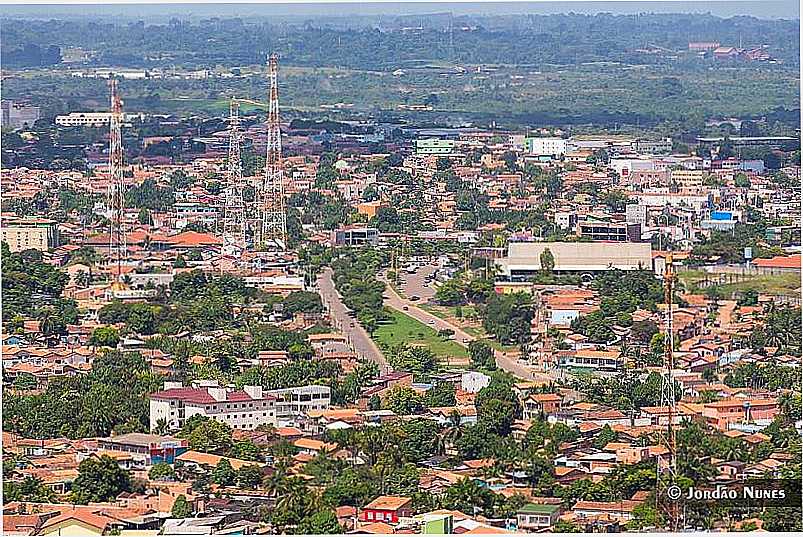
[525,137,567,157]
[671,169,705,188]
[495,241,652,280]
[632,138,672,154]
[149,380,277,432]
[55,112,114,127]
[415,138,455,155]
[560,350,624,371]
[55,112,142,127]
[1,217,60,252]
[96,433,188,465]
[576,218,641,242]
[1,100,40,129]
[331,225,379,246]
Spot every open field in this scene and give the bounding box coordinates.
[373,307,469,365]
[678,270,801,297]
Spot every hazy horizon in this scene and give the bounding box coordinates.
[1,1,799,22]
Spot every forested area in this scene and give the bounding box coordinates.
[1,13,799,69]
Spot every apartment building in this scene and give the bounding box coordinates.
[269,384,332,422]
[1,217,60,252]
[149,380,277,431]
[526,137,567,157]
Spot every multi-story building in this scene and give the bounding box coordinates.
[625,204,647,227]
[268,385,331,422]
[632,138,672,154]
[1,100,40,129]
[331,225,379,246]
[670,169,704,188]
[1,217,60,252]
[55,112,143,127]
[576,218,641,242]
[149,380,278,432]
[55,112,114,127]
[525,137,567,157]
[415,138,455,155]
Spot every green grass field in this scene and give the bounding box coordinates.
[373,308,468,362]
[678,270,800,297]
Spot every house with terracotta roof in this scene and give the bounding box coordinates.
[149,380,277,432]
[360,495,413,524]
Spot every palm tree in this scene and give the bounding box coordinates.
[154,418,169,436]
[37,311,61,346]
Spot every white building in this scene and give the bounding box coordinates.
[526,137,567,157]
[268,385,331,423]
[55,111,141,127]
[461,371,491,393]
[149,380,277,432]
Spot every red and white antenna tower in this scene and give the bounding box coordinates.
[107,77,127,282]
[657,253,680,530]
[259,53,287,251]
[223,98,247,253]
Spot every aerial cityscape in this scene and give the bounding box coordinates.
[0,1,801,535]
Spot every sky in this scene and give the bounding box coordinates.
[0,1,799,21]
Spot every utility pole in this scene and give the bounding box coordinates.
[107,77,127,285]
[259,53,287,251]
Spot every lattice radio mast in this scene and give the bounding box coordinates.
[657,252,680,531]
[223,98,247,253]
[107,77,127,283]
[259,53,287,251]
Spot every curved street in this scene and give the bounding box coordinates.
[317,268,391,374]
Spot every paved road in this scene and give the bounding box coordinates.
[379,272,552,382]
[317,268,390,374]
[397,265,437,300]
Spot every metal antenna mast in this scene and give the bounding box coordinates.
[657,252,680,531]
[259,53,287,251]
[107,77,127,283]
[223,98,247,254]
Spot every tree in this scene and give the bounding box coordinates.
[211,458,237,486]
[88,327,120,348]
[179,416,233,453]
[72,455,132,503]
[469,340,496,370]
[296,510,343,534]
[173,254,188,268]
[425,382,456,407]
[630,320,658,344]
[231,439,262,461]
[138,207,152,225]
[593,424,618,449]
[148,462,176,481]
[540,247,555,273]
[383,385,424,415]
[171,494,193,518]
[734,173,751,188]
[4,476,56,503]
[237,464,264,489]
[13,373,37,391]
[443,477,496,517]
